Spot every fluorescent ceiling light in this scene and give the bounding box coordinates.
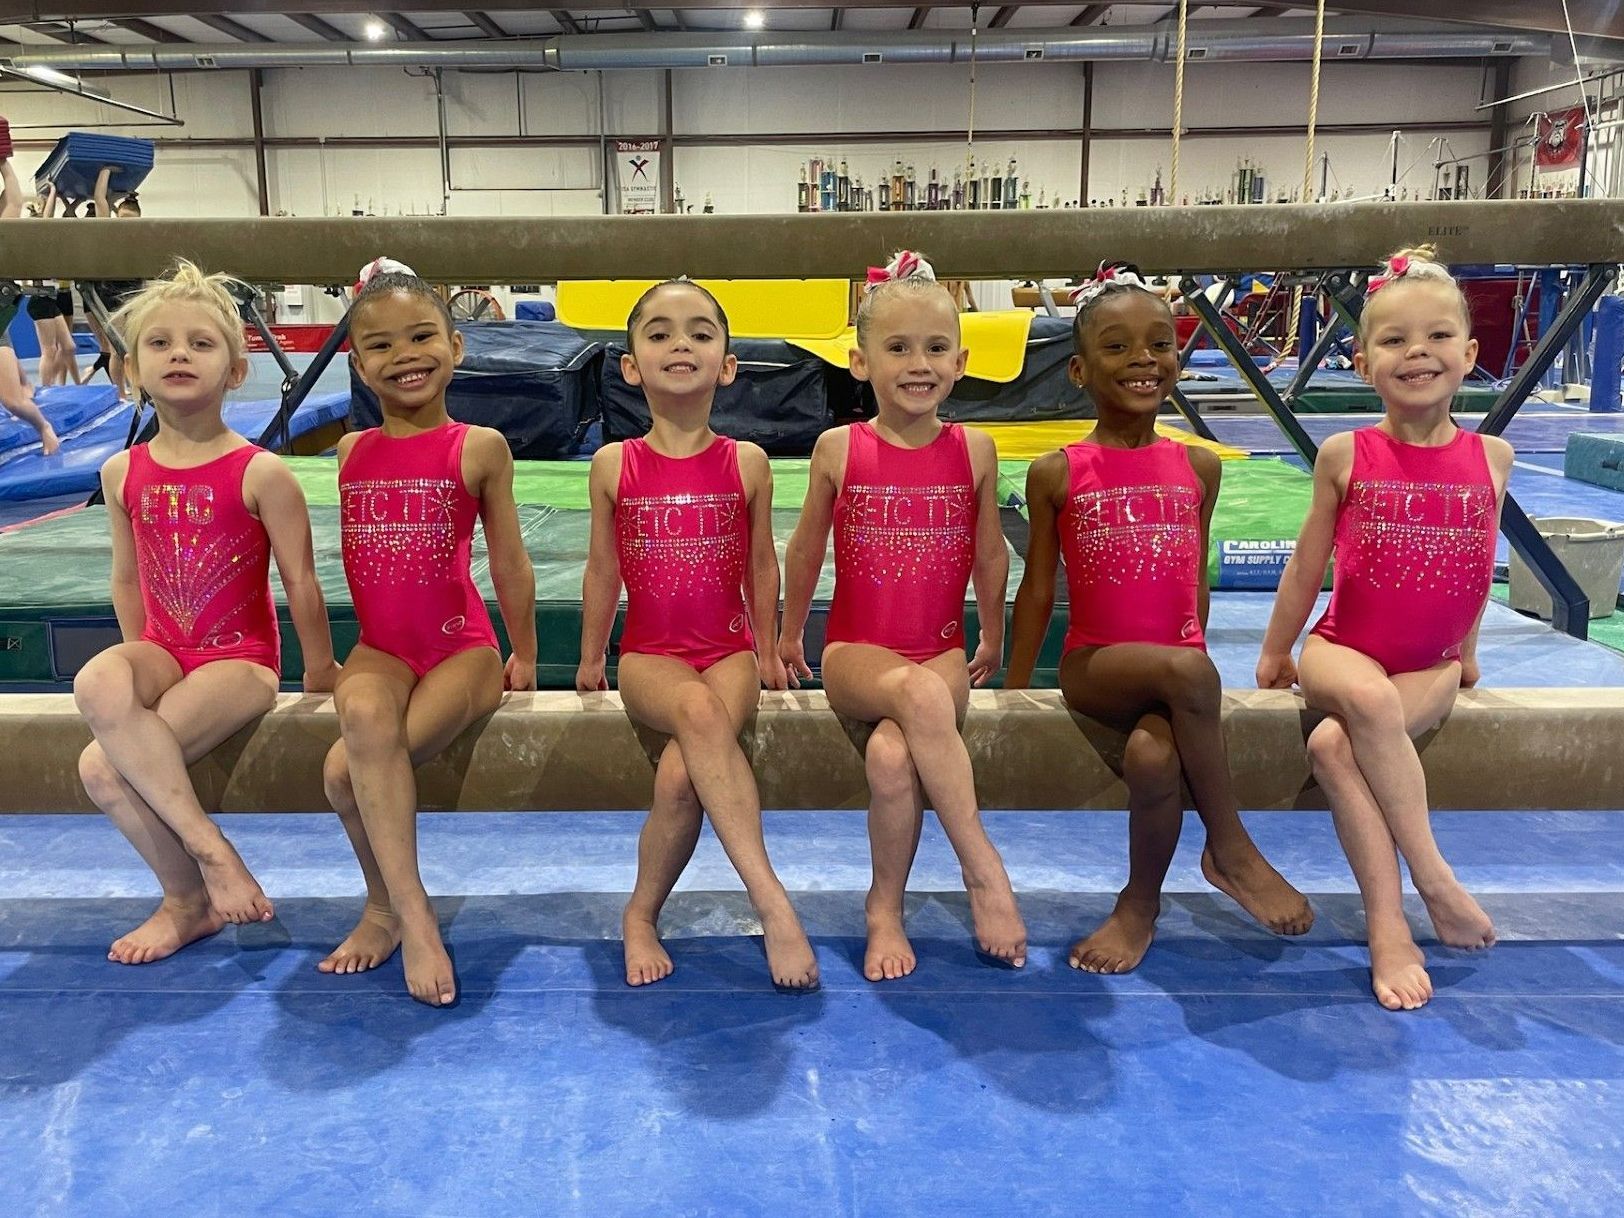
[364,19,389,40]
[743,11,766,29]
[24,65,82,88]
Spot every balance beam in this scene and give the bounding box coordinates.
[3,689,1618,814]
[3,201,1621,283]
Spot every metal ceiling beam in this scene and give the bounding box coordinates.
[194,14,275,42]
[463,10,508,38]
[990,6,1019,27]
[550,10,581,33]
[286,12,349,39]
[20,21,109,44]
[909,7,929,29]
[374,12,432,40]
[1071,5,1110,27]
[634,9,658,31]
[830,8,842,31]
[109,17,188,42]
[3,0,1482,13]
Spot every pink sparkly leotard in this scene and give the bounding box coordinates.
[1310,426,1497,675]
[124,443,280,677]
[339,422,498,677]
[825,421,977,664]
[615,434,755,672]
[1058,439,1206,653]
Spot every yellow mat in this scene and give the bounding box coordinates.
[793,310,1036,384]
[555,279,852,340]
[964,420,1249,461]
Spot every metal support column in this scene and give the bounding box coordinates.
[1478,263,1617,637]
[1181,275,1320,463]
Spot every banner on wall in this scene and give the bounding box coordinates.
[1536,106,1587,174]
[615,140,662,214]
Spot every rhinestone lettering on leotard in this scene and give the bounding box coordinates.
[837,481,975,586]
[1063,482,1202,586]
[1341,477,1495,595]
[618,490,746,596]
[340,476,461,586]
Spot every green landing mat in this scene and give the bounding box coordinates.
[0,456,1314,687]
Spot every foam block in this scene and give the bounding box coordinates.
[0,117,13,160]
[1563,431,1624,494]
[34,133,154,200]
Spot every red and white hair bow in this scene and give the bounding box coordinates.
[354,256,417,294]
[1069,261,1151,307]
[1366,253,1412,294]
[867,250,925,285]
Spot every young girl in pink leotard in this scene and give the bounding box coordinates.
[1259,245,1509,1012]
[781,251,1025,980]
[1007,262,1312,976]
[578,280,816,992]
[74,260,337,965]
[322,266,537,1008]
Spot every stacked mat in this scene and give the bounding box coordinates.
[34,133,154,199]
[350,321,601,460]
[0,116,12,160]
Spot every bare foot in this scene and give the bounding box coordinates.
[317,903,400,975]
[757,896,818,991]
[1069,892,1161,974]
[1201,843,1314,935]
[622,908,674,987]
[400,916,457,1007]
[863,897,916,982]
[965,869,1027,968]
[108,896,225,965]
[1417,876,1495,950]
[40,424,60,458]
[190,838,274,925]
[1370,926,1432,1011]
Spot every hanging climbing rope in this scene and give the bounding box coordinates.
[1169,0,1189,203]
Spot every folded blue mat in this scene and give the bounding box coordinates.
[0,390,349,501]
[35,133,155,200]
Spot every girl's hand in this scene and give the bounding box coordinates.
[757,649,789,691]
[1255,650,1298,690]
[968,636,1002,687]
[575,656,607,693]
[1458,653,1480,688]
[779,636,813,689]
[303,661,340,695]
[505,653,537,692]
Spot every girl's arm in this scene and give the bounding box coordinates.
[101,454,145,641]
[245,452,338,692]
[577,444,623,693]
[0,161,23,219]
[1188,446,1222,631]
[779,427,844,686]
[1256,432,1351,688]
[1460,434,1517,687]
[93,167,114,219]
[1005,451,1066,689]
[966,429,1009,688]
[469,428,536,691]
[739,442,787,691]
